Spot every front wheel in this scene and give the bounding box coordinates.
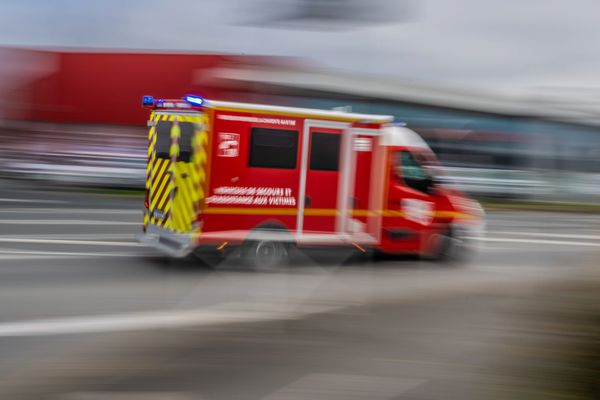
[427,228,471,263]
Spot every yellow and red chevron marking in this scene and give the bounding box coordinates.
[170,114,209,234]
[143,112,160,230]
[146,112,157,186]
[192,115,209,236]
[148,114,174,228]
[171,162,194,232]
[170,116,195,233]
[150,158,173,225]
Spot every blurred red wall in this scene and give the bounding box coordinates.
[3,49,276,125]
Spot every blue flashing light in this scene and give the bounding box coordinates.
[142,95,155,107]
[184,95,204,106]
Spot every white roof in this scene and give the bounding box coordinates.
[208,99,394,123]
[380,126,432,150]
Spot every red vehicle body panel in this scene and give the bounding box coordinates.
[203,110,304,236]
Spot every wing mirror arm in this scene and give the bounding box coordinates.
[424,176,436,194]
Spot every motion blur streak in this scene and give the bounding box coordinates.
[0,303,341,337]
[0,181,598,399]
[0,0,599,399]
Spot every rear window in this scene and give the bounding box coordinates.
[249,128,298,169]
[178,122,194,162]
[154,121,195,162]
[155,121,172,159]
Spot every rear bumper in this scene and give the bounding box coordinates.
[136,224,195,258]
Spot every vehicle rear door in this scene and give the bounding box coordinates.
[146,112,208,234]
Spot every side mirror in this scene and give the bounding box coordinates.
[424,176,435,194]
[405,176,434,194]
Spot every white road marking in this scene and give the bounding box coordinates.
[0,255,79,260]
[61,392,193,400]
[492,231,600,240]
[0,234,136,240]
[480,245,514,251]
[0,220,138,225]
[0,249,141,258]
[262,373,425,400]
[469,236,600,247]
[0,208,139,214]
[0,238,142,247]
[0,303,338,337]
[0,198,66,204]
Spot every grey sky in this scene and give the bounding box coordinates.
[1,0,599,93]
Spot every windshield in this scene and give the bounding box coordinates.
[393,149,444,181]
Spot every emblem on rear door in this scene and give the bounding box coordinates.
[152,209,165,220]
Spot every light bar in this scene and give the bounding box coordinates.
[184,95,204,106]
[155,99,192,109]
[142,95,154,107]
[142,95,205,110]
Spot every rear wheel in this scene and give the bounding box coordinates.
[244,239,289,270]
[243,224,292,270]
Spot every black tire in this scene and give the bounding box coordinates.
[244,239,289,270]
[428,228,470,263]
[243,224,292,270]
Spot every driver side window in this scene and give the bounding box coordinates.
[400,151,426,180]
[396,151,430,193]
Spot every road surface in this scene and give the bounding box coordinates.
[0,179,598,399]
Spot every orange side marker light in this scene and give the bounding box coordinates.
[352,242,366,253]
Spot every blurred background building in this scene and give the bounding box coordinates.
[1,0,600,201]
[1,46,600,201]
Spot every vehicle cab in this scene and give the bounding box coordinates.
[380,126,484,259]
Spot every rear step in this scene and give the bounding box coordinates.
[137,225,193,258]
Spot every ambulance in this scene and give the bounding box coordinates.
[138,95,484,266]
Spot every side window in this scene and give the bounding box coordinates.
[178,122,194,162]
[396,151,430,192]
[155,121,173,159]
[401,151,427,179]
[249,128,298,169]
[310,132,340,171]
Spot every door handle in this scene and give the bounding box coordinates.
[305,196,312,208]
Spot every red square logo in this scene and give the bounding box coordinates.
[217,132,240,157]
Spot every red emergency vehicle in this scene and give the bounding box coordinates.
[138,95,484,266]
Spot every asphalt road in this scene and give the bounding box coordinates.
[0,179,598,399]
